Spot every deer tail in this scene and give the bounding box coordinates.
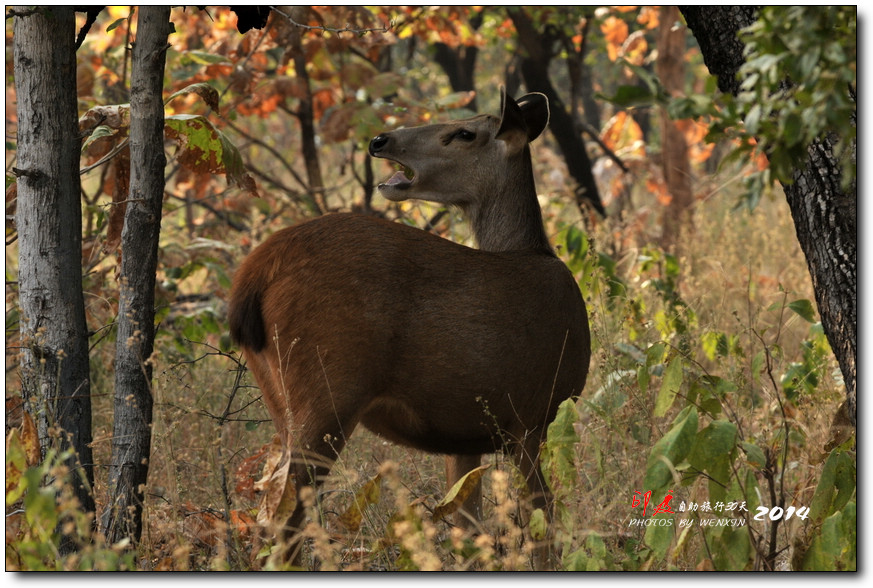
[228,263,268,353]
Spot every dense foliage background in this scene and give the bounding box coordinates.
[5,6,855,571]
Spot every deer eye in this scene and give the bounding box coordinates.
[444,129,476,145]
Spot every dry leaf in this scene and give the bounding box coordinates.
[432,464,491,522]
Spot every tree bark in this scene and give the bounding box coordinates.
[101,6,172,544]
[656,6,694,251]
[285,6,326,213]
[432,11,482,112]
[508,7,605,216]
[681,6,857,425]
[13,5,96,526]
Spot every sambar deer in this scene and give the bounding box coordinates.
[228,88,591,568]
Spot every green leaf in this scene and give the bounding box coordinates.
[654,357,683,417]
[644,514,674,560]
[638,342,664,395]
[180,50,232,66]
[106,17,128,33]
[644,406,698,492]
[798,502,856,571]
[5,429,27,505]
[597,84,659,108]
[808,448,856,525]
[782,112,804,147]
[689,420,737,467]
[708,525,751,570]
[740,442,766,469]
[529,508,547,541]
[788,299,817,323]
[541,399,580,492]
[81,125,121,152]
[744,103,762,134]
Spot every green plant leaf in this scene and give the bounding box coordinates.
[708,525,751,570]
[788,299,817,323]
[643,514,674,560]
[689,420,737,469]
[164,114,258,195]
[654,357,683,417]
[541,399,580,492]
[808,448,856,525]
[529,508,547,541]
[740,442,766,469]
[797,502,856,571]
[644,406,698,492]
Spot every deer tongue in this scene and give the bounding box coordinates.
[382,170,412,188]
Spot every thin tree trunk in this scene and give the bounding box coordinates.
[681,6,857,425]
[13,6,96,534]
[432,12,483,112]
[656,6,694,251]
[286,6,326,213]
[101,6,172,544]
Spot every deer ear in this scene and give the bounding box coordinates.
[497,88,530,152]
[516,93,549,141]
[497,88,549,149]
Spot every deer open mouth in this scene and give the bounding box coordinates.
[378,165,414,191]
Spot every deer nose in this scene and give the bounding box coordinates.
[369,134,390,156]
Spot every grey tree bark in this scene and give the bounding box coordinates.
[13,6,96,529]
[680,6,857,425]
[100,6,172,544]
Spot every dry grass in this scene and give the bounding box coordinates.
[6,152,846,571]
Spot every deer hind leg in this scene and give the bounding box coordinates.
[513,432,557,570]
[268,384,360,568]
[445,454,483,528]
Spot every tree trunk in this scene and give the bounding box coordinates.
[432,12,482,112]
[286,6,326,213]
[508,8,605,216]
[13,5,96,529]
[101,6,172,544]
[656,6,694,251]
[681,6,857,425]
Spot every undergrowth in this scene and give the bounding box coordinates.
[6,176,854,572]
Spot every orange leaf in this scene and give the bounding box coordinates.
[637,6,660,29]
[235,444,269,501]
[601,111,644,157]
[21,410,41,467]
[622,30,648,66]
[646,176,672,206]
[601,16,629,61]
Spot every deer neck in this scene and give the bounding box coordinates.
[467,152,554,255]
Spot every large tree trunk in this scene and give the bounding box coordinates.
[680,7,857,425]
[13,6,96,533]
[101,6,172,544]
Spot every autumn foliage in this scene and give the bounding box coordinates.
[5,6,852,571]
